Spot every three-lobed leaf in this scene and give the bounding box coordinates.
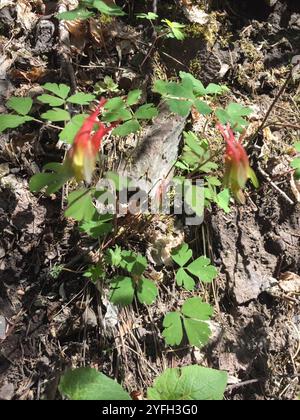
[112,120,140,136]
[67,92,96,105]
[187,256,218,283]
[37,94,65,107]
[42,83,70,99]
[171,243,192,267]
[0,115,33,133]
[65,189,96,221]
[134,104,158,120]
[6,97,33,115]
[126,89,142,106]
[163,297,213,348]
[41,108,71,122]
[176,268,195,291]
[162,312,183,346]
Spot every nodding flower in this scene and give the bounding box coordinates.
[217,123,258,203]
[65,98,116,183]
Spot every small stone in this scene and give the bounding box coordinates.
[0,315,6,339]
[0,247,5,259]
[0,382,14,400]
[0,163,9,178]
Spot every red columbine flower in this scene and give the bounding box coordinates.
[65,98,115,183]
[217,123,258,203]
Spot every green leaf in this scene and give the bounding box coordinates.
[171,243,192,267]
[167,80,194,99]
[59,367,131,400]
[29,164,71,194]
[104,97,124,111]
[182,297,213,320]
[59,114,88,144]
[176,268,195,291]
[109,276,135,306]
[136,12,158,20]
[120,251,147,276]
[182,297,213,348]
[0,115,33,132]
[67,93,96,105]
[6,97,33,115]
[205,83,228,95]
[153,80,170,96]
[94,76,119,94]
[56,8,94,21]
[162,19,185,40]
[187,256,217,283]
[291,157,300,170]
[41,108,71,122]
[184,183,204,218]
[106,246,123,267]
[37,94,65,107]
[106,108,132,123]
[103,98,132,123]
[206,176,221,187]
[216,103,252,132]
[80,217,113,238]
[183,318,212,348]
[134,104,158,120]
[126,89,142,106]
[112,120,140,136]
[216,188,231,213]
[147,365,228,400]
[179,72,206,96]
[162,312,183,346]
[248,167,259,188]
[166,99,191,117]
[137,277,158,305]
[227,102,252,118]
[83,265,105,284]
[294,142,300,153]
[193,99,212,115]
[29,172,62,194]
[65,189,96,221]
[93,0,125,16]
[42,83,70,99]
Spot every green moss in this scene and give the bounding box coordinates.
[98,14,114,25]
[239,39,263,62]
[184,13,230,47]
[189,58,202,78]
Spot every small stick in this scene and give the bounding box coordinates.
[258,163,295,205]
[227,379,259,391]
[252,68,293,140]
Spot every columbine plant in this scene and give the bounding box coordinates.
[65,98,117,183]
[217,123,259,203]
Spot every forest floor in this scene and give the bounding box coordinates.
[0,0,299,400]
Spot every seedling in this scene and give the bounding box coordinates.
[171,243,217,290]
[108,248,158,306]
[137,14,186,41]
[56,0,125,21]
[162,297,213,348]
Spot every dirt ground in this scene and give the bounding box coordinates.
[0,0,299,400]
